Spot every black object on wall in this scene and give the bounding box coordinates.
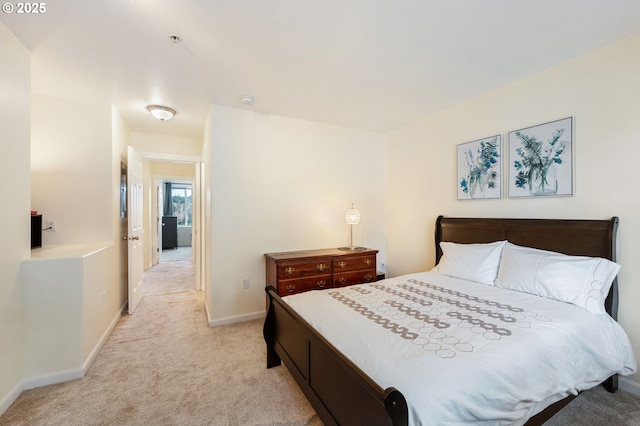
[162,216,178,249]
[31,214,42,249]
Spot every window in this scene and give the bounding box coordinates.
[169,183,192,226]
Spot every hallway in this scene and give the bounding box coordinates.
[147,248,196,295]
[0,259,319,425]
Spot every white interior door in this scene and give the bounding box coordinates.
[155,180,163,265]
[127,146,144,314]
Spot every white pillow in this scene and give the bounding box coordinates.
[495,242,621,315]
[435,240,507,285]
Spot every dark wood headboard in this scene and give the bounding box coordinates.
[434,215,620,319]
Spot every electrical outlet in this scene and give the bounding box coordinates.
[46,220,56,231]
[242,278,250,289]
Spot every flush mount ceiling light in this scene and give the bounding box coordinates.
[147,105,176,121]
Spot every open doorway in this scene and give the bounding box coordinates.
[141,156,203,294]
[159,179,193,263]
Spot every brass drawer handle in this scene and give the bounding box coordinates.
[317,263,327,272]
[317,280,326,288]
[338,277,347,284]
[285,267,295,275]
[364,273,373,281]
[364,258,372,266]
[286,284,295,293]
[338,261,347,268]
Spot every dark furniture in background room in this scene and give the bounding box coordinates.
[162,216,177,249]
[31,214,42,249]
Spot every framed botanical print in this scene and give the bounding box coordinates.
[457,134,502,200]
[508,117,573,198]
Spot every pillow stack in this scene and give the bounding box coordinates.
[435,240,620,315]
[495,242,620,316]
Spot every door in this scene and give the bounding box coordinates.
[127,146,144,314]
[155,180,163,265]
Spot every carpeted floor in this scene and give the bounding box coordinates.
[0,261,319,426]
[545,385,640,425]
[2,259,640,425]
[143,260,196,295]
[161,246,192,262]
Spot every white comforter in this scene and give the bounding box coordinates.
[283,271,637,425]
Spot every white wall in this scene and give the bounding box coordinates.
[207,105,386,324]
[385,34,640,386]
[19,94,123,393]
[0,23,30,413]
[202,112,213,322]
[21,244,119,389]
[131,132,202,158]
[31,94,113,245]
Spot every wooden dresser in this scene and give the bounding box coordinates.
[264,248,378,296]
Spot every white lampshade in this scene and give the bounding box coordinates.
[345,206,360,225]
[338,203,365,251]
[147,105,176,121]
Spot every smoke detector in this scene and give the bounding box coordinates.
[240,96,254,106]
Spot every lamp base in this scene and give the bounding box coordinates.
[337,246,367,251]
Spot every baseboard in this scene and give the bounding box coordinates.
[619,376,640,396]
[22,367,85,391]
[22,301,126,391]
[204,299,212,324]
[208,310,265,328]
[0,381,23,417]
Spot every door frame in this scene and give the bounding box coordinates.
[154,176,195,261]
[137,151,204,292]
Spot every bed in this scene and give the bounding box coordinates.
[263,216,636,425]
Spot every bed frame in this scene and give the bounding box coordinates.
[263,216,620,426]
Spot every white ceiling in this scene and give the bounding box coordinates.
[2,1,640,139]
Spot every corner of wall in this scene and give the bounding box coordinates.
[0,22,31,415]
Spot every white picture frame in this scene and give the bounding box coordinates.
[456,134,502,200]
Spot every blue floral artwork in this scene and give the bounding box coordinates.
[508,117,573,198]
[457,135,502,200]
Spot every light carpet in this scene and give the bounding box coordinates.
[2,258,640,425]
[143,260,196,295]
[0,262,319,426]
[161,246,192,263]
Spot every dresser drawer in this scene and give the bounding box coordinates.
[333,269,376,288]
[277,258,331,279]
[265,248,378,296]
[332,255,376,273]
[278,275,332,296]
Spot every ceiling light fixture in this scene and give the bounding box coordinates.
[147,105,176,121]
[240,96,254,106]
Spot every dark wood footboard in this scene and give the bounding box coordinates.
[263,285,408,426]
